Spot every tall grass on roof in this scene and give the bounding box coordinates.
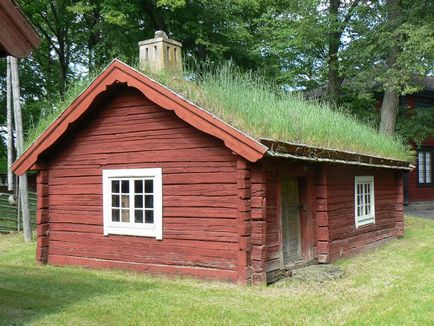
[153,62,413,162]
[25,60,413,162]
[25,70,100,150]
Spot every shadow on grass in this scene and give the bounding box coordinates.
[0,264,156,324]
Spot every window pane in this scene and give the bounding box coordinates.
[121,195,130,208]
[112,195,120,208]
[135,210,143,223]
[121,209,130,222]
[355,177,375,224]
[121,180,129,193]
[135,180,143,193]
[418,152,425,183]
[145,195,154,208]
[112,180,120,193]
[145,180,153,193]
[145,210,154,223]
[426,152,431,183]
[112,209,120,222]
[135,195,143,208]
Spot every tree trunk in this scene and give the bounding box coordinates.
[379,0,400,135]
[10,56,32,242]
[6,57,14,192]
[141,0,167,31]
[327,0,341,107]
[379,91,399,135]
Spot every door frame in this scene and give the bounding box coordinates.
[275,164,314,268]
[278,177,302,268]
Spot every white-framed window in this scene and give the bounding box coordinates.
[354,176,375,227]
[418,150,432,185]
[103,168,163,239]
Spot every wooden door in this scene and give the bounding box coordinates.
[280,177,301,266]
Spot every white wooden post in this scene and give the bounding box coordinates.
[10,56,32,242]
[6,57,14,193]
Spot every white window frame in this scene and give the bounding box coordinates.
[418,150,432,185]
[354,176,375,228]
[102,168,163,239]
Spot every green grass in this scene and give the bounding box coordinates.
[24,61,413,162]
[25,71,100,151]
[0,216,432,325]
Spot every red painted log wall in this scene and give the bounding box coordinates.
[250,165,267,283]
[43,86,243,282]
[327,166,404,261]
[262,162,403,279]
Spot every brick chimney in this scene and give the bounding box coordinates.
[138,31,182,74]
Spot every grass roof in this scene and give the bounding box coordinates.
[25,61,413,162]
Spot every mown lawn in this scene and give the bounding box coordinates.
[0,216,433,325]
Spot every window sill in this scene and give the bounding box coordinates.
[104,225,162,239]
[355,216,375,228]
[417,183,434,188]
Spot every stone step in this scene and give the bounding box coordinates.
[291,264,344,282]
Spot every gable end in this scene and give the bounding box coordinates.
[12,60,268,175]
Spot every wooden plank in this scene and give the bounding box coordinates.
[48,254,238,281]
[49,231,239,251]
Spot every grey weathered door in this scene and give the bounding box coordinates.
[280,177,301,266]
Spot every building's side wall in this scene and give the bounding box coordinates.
[264,167,280,279]
[43,86,244,282]
[327,166,404,261]
[36,169,49,263]
[402,94,433,202]
[263,161,316,283]
[262,161,404,279]
[250,165,267,283]
[408,138,434,202]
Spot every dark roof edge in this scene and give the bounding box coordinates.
[261,139,413,171]
[10,0,40,42]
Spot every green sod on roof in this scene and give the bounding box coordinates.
[25,61,413,162]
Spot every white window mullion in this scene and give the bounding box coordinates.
[129,179,134,226]
[355,176,375,228]
[418,152,425,183]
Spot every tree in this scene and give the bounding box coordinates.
[344,0,434,137]
[2,0,431,144]
[378,0,400,135]
[19,0,80,96]
[327,0,362,106]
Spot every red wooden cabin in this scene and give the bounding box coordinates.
[12,35,412,284]
[400,81,434,204]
